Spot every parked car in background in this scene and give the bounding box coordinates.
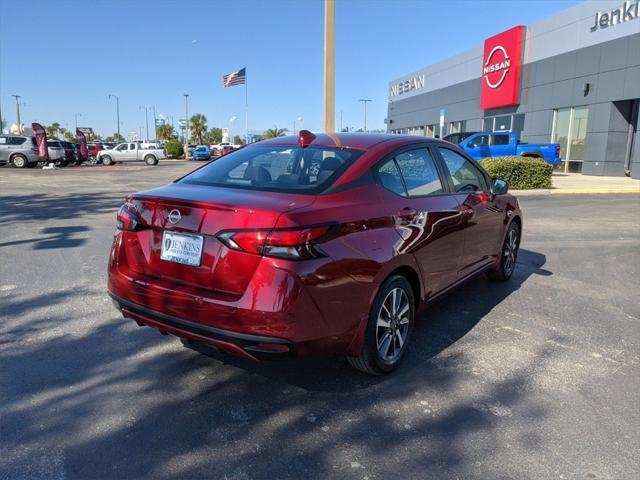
[187,144,198,154]
[192,146,211,161]
[442,132,478,144]
[87,143,104,161]
[0,134,39,168]
[60,141,78,165]
[96,142,166,165]
[217,145,236,156]
[459,132,561,165]
[108,131,521,375]
[47,140,67,166]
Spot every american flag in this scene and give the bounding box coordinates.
[223,68,246,87]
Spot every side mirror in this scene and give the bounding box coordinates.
[492,178,509,195]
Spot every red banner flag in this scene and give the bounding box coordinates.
[76,128,88,159]
[32,123,49,159]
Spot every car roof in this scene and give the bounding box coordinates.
[257,132,439,150]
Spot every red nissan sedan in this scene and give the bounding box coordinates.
[108,131,521,375]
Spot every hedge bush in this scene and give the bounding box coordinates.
[480,155,553,190]
[165,139,184,158]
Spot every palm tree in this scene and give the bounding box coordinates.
[263,127,287,139]
[156,124,175,141]
[189,114,208,144]
[46,122,61,139]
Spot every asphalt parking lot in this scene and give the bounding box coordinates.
[1,162,639,480]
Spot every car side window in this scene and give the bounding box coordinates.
[468,135,489,148]
[394,149,444,196]
[116,144,127,151]
[129,144,136,150]
[491,134,510,146]
[438,148,488,193]
[0,137,7,145]
[376,158,407,197]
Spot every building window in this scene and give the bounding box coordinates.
[551,106,589,173]
[448,120,466,135]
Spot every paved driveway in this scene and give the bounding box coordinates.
[1,163,638,479]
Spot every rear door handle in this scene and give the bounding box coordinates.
[397,207,418,219]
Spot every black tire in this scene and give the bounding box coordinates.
[144,155,158,166]
[27,162,38,168]
[57,160,68,168]
[347,275,415,375]
[101,155,113,166]
[487,222,520,282]
[11,154,28,168]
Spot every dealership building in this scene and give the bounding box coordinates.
[386,0,640,177]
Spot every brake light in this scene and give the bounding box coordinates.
[556,145,561,156]
[217,225,332,260]
[298,130,316,148]
[116,204,143,231]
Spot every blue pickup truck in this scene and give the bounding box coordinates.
[457,132,561,166]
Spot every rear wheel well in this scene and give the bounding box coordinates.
[387,266,421,310]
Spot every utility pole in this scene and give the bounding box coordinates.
[293,116,303,134]
[184,94,190,159]
[359,99,372,132]
[108,94,120,138]
[322,0,335,132]
[75,113,82,131]
[11,95,21,132]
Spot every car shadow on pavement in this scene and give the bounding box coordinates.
[190,248,550,393]
[0,225,91,250]
[0,192,127,224]
[0,249,555,479]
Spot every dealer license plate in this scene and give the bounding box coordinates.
[160,231,204,267]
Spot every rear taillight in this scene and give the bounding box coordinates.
[556,145,561,156]
[116,204,143,231]
[217,225,332,260]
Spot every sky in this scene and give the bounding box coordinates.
[0,0,583,138]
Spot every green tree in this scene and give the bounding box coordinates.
[189,113,207,144]
[46,122,61,138]
[205,127,223,145]
[233,135,246,145]
[263,127,287,139]
[63,130,78,143]
[105,133,125,143]
[165,139,184,158]
[156,124,175,141]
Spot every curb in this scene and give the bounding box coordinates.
[512,188,640,196]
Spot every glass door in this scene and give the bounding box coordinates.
[552,106,589,173]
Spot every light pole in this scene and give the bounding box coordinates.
[184,94,190,159]
[75,113,82,131]
[139,106,150,141]
[323,0,335,132]
[11,95,21,131]
[152,105,157,141]
[359,99,372,132]
[108,94,120,138]
[293,116,303,134]
[229,116,237,144]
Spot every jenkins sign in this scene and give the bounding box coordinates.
[480,26,525,110]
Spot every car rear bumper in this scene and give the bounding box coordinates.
[109,291,293,361]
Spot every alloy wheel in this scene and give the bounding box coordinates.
[376,287,410,362]
[503,227,518,276]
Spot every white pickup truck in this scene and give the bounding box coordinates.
[96,142,166,166]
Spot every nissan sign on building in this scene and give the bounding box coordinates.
[480,26,525,110]
[387,0,640,179]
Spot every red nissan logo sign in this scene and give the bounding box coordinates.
[480,26,525,110]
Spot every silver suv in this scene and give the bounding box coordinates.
[0,135,40,168]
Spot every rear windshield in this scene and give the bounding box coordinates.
[179,145,363,193]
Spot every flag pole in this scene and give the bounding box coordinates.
[244,67,248,144]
